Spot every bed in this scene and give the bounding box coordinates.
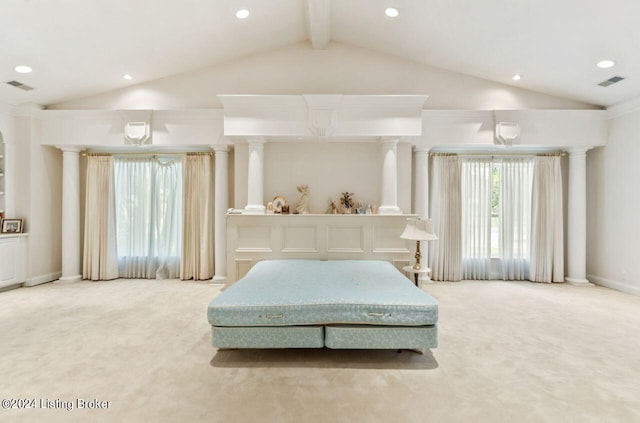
[207,260,438,350]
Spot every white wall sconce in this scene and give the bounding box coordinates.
[495,121,521,146]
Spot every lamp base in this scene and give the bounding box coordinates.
[412,240,422,270]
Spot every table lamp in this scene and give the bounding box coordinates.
[400,217,438,270]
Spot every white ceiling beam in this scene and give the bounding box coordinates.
[306,0,331,49]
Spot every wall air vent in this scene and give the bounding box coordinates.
[598,76,625,87]
[6,80,34,91]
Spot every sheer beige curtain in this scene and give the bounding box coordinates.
[429,155,462,281]
[181,154,214,280]
[529,156,564,283]
[83,155,118,280]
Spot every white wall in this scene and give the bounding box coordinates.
[49,42,597,111]
[233,141,411,214]
[587,104,640,295]
[0,104,12,217]
[12,110,62,283]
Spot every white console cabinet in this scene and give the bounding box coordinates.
[0,234,27,290]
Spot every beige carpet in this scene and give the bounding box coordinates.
[1,278,639,423]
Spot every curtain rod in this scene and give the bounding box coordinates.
[81,151,213,157]
[429,152,566,157]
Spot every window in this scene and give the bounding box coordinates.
[114,157,183,279]
[462,157,533,279]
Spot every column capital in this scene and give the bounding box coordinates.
[413,146,432,155]
[246,137,266,146]
[567,146,593,157]
[212,144,230,153]
[55,146,82,153]
[380,137,399,147]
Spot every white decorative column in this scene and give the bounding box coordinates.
[212,145,229,283]
[378,138,402,214]
[566,147,593,286]
[57,146,82,282]
[244,138,266,214]
[413,146,431,218]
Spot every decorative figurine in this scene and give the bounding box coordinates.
[327,199,339,214]
[295,184,310,214]
[266,202,274,214]
[340,192,354,214]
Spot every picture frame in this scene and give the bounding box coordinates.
[1,218,23,234]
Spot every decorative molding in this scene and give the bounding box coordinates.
[306,0,331,49]
[587,274,640,297]
[494,121,521,145]
[236,226,272,252]
[41,108,225,147]
[124,122,151,145]
[326,225,364,253]
[119,110,152,146]
[565,277,594,287]
[212,144,231,153]
[218,95,428,138]
[55,145,82,153]
[303,95,340,136]
[419,109,608,148]
[282,226,319,253]
[372,226,411,253]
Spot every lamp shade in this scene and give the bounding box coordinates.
[400,218,438,241]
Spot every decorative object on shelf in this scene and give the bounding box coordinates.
[327,199,339,214]
[400,217,438,270]
[354,200,364,214]
[272,196,287,213]
[282,204,290,214]
[365,204,373,214]
[340,191,354,214]
[1,218,23,234]
[266,202,274,214]
[295,184,310,214]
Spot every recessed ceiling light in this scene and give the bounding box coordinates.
[14,65,32,74]
[123,74,133,80]
[385,7,399,18]
[236,9,250,19]
[512,74,522,81]
[596,60,616,69]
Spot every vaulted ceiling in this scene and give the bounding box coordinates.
[1,0,637,108]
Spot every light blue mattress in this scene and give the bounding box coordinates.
[207,260,438,327]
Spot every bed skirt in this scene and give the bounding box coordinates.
[211,324,437,350]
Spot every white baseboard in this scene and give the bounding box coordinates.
[23,271,62,287]
[587,274,640,297]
